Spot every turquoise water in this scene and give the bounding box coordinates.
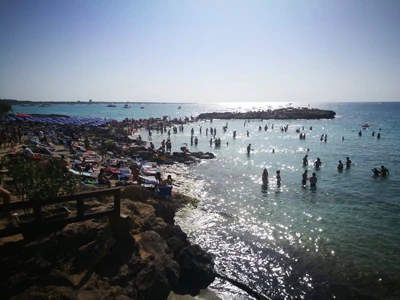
[14,102,400,299]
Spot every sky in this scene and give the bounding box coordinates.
[1,0,400,103]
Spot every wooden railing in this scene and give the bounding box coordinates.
[0,187,121,238]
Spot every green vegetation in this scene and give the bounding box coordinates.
[1,154,79,201]
[0,100,13,121]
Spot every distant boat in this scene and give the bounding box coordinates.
[124,104,131,108]
[107,104,117,107]
[140,106,144,109]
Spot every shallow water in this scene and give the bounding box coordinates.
[15,102,400,299]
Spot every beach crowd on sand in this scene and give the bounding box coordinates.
[0,113,220,300]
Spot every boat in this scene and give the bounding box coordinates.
[140,106,144,109]
[361,124,370,128]
[107,104,116,107]
[124,104,131,108]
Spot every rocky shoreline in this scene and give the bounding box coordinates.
[197,107,336,120]
[0,186,215,300]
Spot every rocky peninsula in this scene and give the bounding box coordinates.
[197,107,336,120]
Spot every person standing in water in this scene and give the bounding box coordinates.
[314,158,322,169]
[247,144,252,155]
[262,168,268,184]
[346,157,352,168]
[303,155,308,166]
[276,170,281,185]
[309,173,317,187]
[337,160,344,171]
[380,165,389,177]
[302,170,308,186]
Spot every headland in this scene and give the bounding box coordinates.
[197,107,336,120]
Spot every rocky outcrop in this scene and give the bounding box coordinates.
[198,107,336,120]
[125,148,216,165]
[0,189,215,300]
[175,244,216,295]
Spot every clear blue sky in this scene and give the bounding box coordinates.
[1,0,400,103]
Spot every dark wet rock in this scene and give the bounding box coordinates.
[147,198,176,225]
[133,231,180,299]
[151,217,189,257]
[174,244,216,295]
[198,107,336,120]
[191,152,216,159]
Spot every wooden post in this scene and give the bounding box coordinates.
[32,198,42,223]
[114,188,120,217]
[77,199,84,219]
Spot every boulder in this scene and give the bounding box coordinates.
[120,200,156,234]
[133,231,180,299]
[146,199,176,225]
[0,219,115,299]
[121,185,152,202]
[174,244,216,295]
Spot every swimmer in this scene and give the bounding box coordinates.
[345,157,352,168]
[371,168,380,176]
[380,165,389,177]
[309,173,317,187]
[314,157,322,169]
[302,170,308,186]
[337,160,344,171]
[247,144,252,154]
[262,168,268,184]
[276,170,281,185]
[303,155,308,166]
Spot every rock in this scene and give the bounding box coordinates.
[174,244,216,295]
[120,200,156,234]
[133,231,180,300]
[0,192,216,300]
[146,199,176,225]
[197,107,336,120]
[121,186,152,202]
[0,219,115,299]
[151,218,189,257]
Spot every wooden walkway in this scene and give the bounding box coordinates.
[0,187,121,238]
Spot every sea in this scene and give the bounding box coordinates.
[14,102,400,300]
